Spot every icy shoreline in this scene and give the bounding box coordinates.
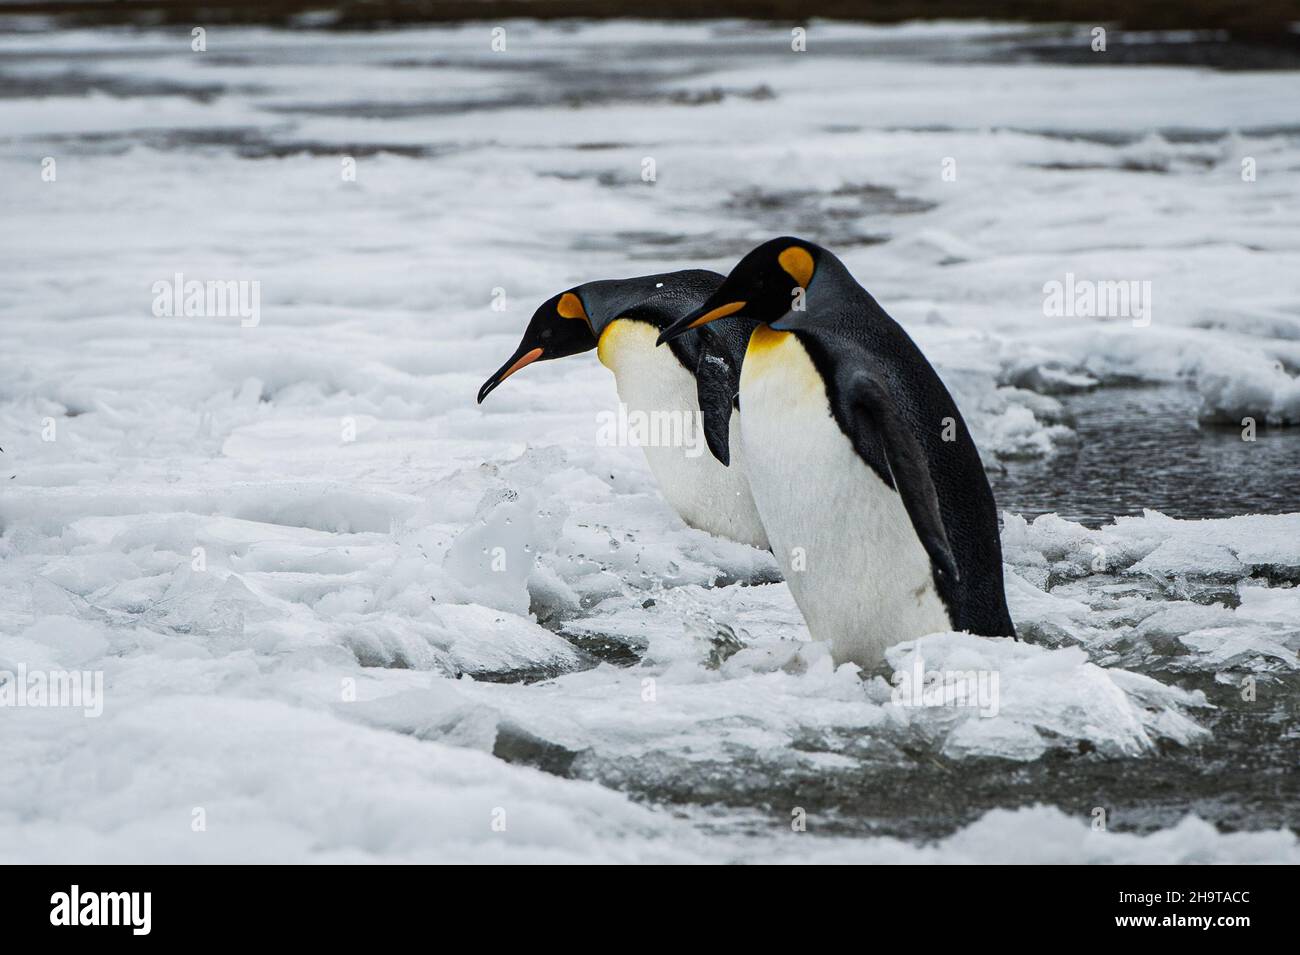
[2,20,1298,862]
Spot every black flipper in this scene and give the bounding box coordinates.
[842,366,960,588]
[694,329,738,467]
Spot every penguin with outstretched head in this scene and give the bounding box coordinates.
[479,271,768,550]
[657,237,1014,666]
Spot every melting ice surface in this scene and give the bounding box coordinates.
[1,20,1298,862]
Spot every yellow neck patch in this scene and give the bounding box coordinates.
[743,324,822,400]
[597,317,631,369]
[778,246,814,288]
[746,323,793,363]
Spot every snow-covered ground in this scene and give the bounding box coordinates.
[1,19,1298,863]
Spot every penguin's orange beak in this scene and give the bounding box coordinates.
[478,346,544,403]
[656,300,746,346]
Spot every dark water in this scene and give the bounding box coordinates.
[992,385,1300,526]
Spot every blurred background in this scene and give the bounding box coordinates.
[0,0,1297,40]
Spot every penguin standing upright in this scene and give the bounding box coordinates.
[478,271,769,550]
[658,238,1014,667]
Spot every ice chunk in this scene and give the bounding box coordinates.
[1130,538,1246,580]
[434,603,583,680]
[442,489,555,617]
[884,633,1209,760]
[1,615,110,670]
[1004,511,1300,673]
[1198,360,1300,426]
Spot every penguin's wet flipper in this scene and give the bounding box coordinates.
[844,368,960,587]
[694,332,737,466]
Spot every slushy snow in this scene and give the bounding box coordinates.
[2,20,1298,863]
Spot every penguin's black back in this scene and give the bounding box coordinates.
[582,270,717,334]
[786,254,1015,638]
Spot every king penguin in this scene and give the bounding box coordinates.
[478,271,769,550]
[657,238,1014,667]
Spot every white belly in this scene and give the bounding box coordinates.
[598,320,769,550]
[739,326,951,667]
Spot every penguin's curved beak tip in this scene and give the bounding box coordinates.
[477,346,544,404]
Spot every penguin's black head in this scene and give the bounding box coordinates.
[655,237,823,346]
[477,288,597,404]
[477,270,722,403]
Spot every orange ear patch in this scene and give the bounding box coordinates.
[556,292,587,321]
[778,246,815,288]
